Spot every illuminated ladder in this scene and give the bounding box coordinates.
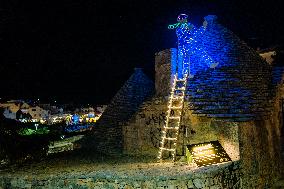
[158,73,188,161]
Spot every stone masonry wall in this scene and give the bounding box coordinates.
[238,89,283,188]
[80,68,154,155]
[122,92,283,188]
[122,97,167,156]
[122,98,240,161]
[0,161,241,189]
[181,109,240,161]
[121,81,284,188]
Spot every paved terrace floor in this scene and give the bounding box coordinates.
[0,150,201,179]
[0,147,282,188]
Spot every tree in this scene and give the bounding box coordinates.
[0,108,49,165]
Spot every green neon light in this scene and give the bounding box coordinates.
[168,23,180,29]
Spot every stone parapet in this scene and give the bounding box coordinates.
[0,161,241,189]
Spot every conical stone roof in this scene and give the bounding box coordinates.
[97,68,154,128]
[185,16,273,121]
[82,68,154,154]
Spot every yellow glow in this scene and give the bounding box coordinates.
[187,141,231,167]
[40,119,46,124]
[192,144,213,152]
[89,117,96,122]
[157,73,188,160]
[194,149,214,156]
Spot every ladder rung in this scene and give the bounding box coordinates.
[164,127,179,130]
[158,73,188,161]
[176,78,186,82]
[172,96,183,99]
[175,87,185,91]
[170,106,183,109]
[162,137,177,141]
[168,116,181,120]
[160,147,175,152]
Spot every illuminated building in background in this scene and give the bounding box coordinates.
[28,106,49,121]
[1,100,48,122]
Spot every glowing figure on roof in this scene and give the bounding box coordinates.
[169,14,219,78]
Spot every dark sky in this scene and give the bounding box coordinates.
[1,0,283,104]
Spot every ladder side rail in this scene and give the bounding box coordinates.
[158,74,179,160]
[171,73,188,161]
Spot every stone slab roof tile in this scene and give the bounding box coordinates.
[184,19,274,121]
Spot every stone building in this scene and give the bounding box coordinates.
[87,16,284,188]
[81,68,155,155]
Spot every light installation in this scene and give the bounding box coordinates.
[71,114,80,124]
[158,74,187,161]
[186,141,231,167]
[158,14,220,161]
[64,113,101,133]
[169,14,218,78]
[65,113,99,126]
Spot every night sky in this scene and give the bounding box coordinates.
[1,0,283,105]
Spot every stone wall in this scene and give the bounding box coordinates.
[122,85,283,188]
[80,68,154,155]
[0,161,241,189]
[211,121,240,161]
[123,97,167,156]
[122,98,240,161]
[238,89,283,188]
[179,107,240,161]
